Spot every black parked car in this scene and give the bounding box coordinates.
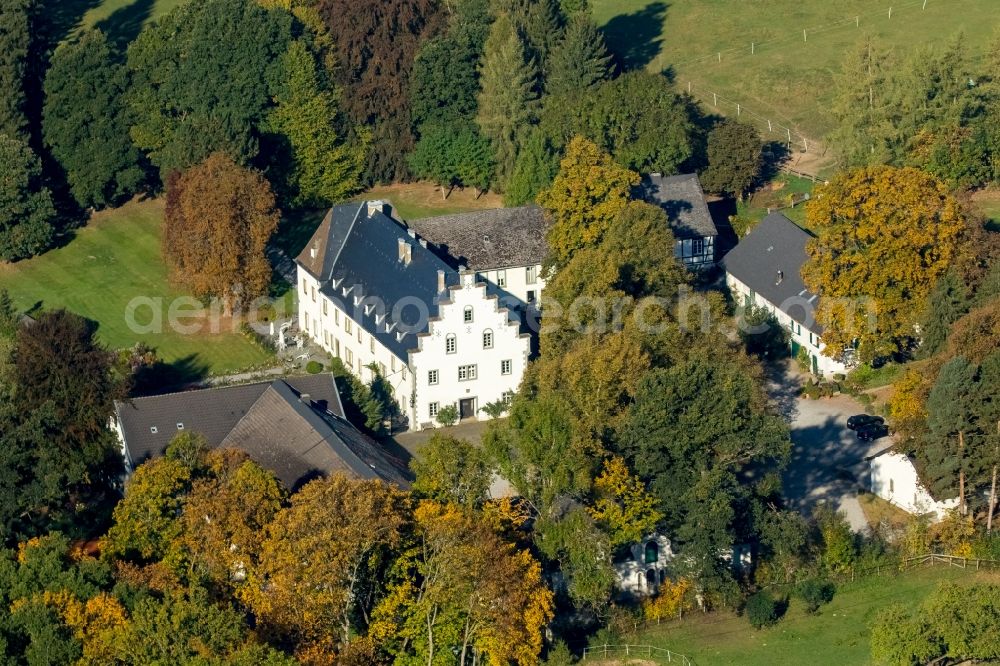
[847,414,885,430]
[857,423,890,441]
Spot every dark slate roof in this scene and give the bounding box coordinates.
[295,202,461,358]
[720,212,824,335]
[114,374,408,488]
[404,206,548,271]
[636,173,719,239]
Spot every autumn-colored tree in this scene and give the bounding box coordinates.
[587,456,662,547]
[538,136,639,268]
[802,166,971,361]
[643,578,694,623]
[176,450,285,592]
[240,475,411,655]
[390,501,554,666]
[163,152,280,313]
[316,0,444,182]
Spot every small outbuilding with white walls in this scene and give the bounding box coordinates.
[868,448,959,521]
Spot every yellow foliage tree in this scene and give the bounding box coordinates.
[643,578,693,623]
[239,474,411,655]
[587,456,662,547]
[538,135,639,268]
[802,166,971,360]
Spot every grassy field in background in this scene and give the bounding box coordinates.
[0,199,272,375]
[613,567,1000,665]
[592,0,998,146]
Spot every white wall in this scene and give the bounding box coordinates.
[726,274,847,377]
[613,534,674,596]
[409,272,531,430]
[297,268,414,411]
[476,263,546,306]
[870,452,959,521]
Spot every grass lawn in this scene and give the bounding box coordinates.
[0,199,272,375]
[359,182,504,221]
[592,0,997,147]
[614,567,1000,665]
[737,173,816,229]
[858,492,913,531]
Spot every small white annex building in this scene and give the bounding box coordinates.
[721,213,850,377]
[869,449,959,521]
[613,534,674,596]
[295,201,537,430]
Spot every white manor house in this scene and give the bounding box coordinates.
[295,201,547,430]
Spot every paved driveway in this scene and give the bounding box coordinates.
[767,361,888,531]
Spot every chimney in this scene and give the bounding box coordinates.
[437,269,445,293]
[398,238,411,265]
[366,200,384,217]
[407,228,416,239]
[776,270,784,285]
[300,393,311,406]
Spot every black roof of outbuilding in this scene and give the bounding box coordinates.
[114,374,409,489]
[296,202,461,358]
[720,212,825,335]
[636,173,719,239]
[405,206,548,271]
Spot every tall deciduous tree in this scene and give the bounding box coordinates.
[0,0,31,140]
[391,501,554,666]
[266,39,365,206]
[43,30,146,209]
[476,12,538,189]
[544,14,612,96]
[701,119,763,200]
[127,0,293,177]
[411,434,491,509]
[317,0,444,183]
[162,152,279,313]
[802,166,971,361]
[537,136,638,268]
[241,475,410,655]
[0,132,55,261]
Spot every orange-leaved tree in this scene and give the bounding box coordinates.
[802,165,970,361]
[163,152,279,314]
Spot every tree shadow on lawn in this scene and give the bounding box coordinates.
[132,353,210,395]
[95,0,157,50]
[38,0,104,49]
[601,1,669,72]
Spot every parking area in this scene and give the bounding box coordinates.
[767,361,889,531]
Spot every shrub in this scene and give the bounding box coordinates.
[745,590,778,629]
[795,579,834,614]
[436,404,458,427]
[306,360,323,374]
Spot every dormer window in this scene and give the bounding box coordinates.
[150,426,158,434]
[176,423,184,430]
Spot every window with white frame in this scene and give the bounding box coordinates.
[391,357,396,372]
[370,337,375,353]
[526,265,538,285]
[429,402,440,418]
[428,369,439,385]
[402,366,407,380]
[463,306,473,323]
[357,327,362,343]
[323,299,328,315]
[346,348,353,364]
[304,313,310,331]
[302,278,307,293]
[345,319,352,333]
[311,286,316,302]
[501,359,512,375]
[458,364,477,381]
[496,269,506,288]
[445,334,456,354]
[483,329,493,349]
[335,309,340,325]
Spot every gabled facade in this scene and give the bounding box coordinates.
[637,173,719,269]
[721,213,850,377]
[295,201,532,430]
